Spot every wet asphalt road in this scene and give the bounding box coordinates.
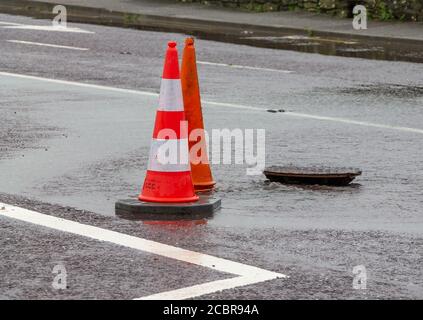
[0,14,422,299]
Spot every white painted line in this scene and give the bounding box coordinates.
[285,112,423,134]
[0,71,157,97]
[137,275,276,300]
[0,203,278,277]
[7,40,89,51]
[0,203,286,299]
[0,21,23,26]
[205,100,264,112]
[198,60,293,74]
[2,25,94,34]
[0,71,422,135]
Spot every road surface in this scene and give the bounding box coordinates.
[0,13,422,299]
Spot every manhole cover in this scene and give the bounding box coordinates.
[263,166,362,186]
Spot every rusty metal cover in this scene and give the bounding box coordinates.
[263,166,362,186]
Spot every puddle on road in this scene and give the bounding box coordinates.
[336,47,384,53]
[236,35,423,63]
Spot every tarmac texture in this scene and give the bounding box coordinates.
[0,14,422,299]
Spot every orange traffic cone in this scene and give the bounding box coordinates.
[115,41,221,220]
[181,37,216,192]
[139,41,199,203]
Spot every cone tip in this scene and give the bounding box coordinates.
[168,41,177,48]
[185,37,194,46]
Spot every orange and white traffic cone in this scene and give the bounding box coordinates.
[115,41,220,220]
[181,37,216,192]
[139,41,199,203]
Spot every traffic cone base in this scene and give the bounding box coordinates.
[115,194,221,220]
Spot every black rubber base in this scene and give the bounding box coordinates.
[115,194,221,221]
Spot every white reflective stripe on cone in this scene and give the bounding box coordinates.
[147,138,190,172]
[158,79,184,111]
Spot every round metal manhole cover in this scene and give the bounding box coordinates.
[263,166,362,186]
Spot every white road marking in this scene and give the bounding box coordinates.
[0,203,286,300]
[198,60,293,73]
[0,21,23,26]
[0,71,157,97]
[205,100,263,112]
[0,71,422,135]
[137,275,274,300]
[2,25,94,34]
[7,40,89,51]
[285,112,423,134]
